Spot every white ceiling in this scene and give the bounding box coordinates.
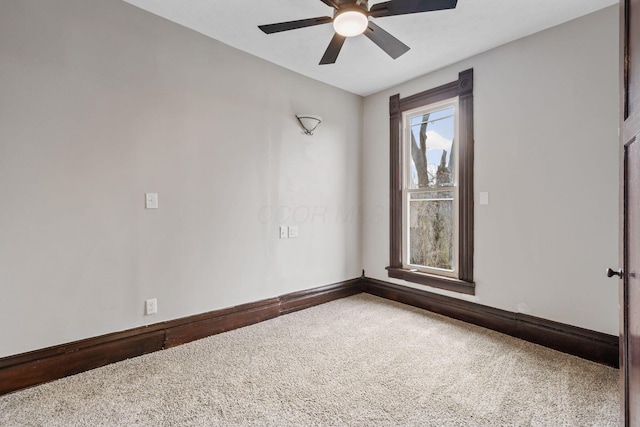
[123,0,617,96]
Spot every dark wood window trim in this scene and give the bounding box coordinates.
[387,69,475,295]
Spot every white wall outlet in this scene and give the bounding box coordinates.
[288,225,299,238]
[145,298,157,315]
[145,193,158,209]
[279,226,288,239]
[479,192,489,206]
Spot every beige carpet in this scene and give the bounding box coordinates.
[0,294,619,426]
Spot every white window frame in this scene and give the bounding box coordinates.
[401,97,460,279]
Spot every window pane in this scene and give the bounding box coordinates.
[408,192,454,270]
[408,107,455,189]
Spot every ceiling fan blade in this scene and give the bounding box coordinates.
[320,33,347,65]
[259,16,332,34]
[319,0,340,9]
[364,21,410,59]
[370,0,457,18]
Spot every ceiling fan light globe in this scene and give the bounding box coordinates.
[333,10,368,37]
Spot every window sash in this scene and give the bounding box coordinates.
[402,99,459,278]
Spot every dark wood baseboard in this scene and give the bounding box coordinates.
[0,276,618,396]
[280,278,365,315]
[0,278,361,396]
[363,277,619,368]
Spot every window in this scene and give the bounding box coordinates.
[387,69,475,295]
[405,101,458,276]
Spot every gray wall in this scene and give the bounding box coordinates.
[0,0,363,357]
[362,6,620,335]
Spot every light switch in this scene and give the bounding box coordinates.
[288,225,299,238]
[279,226,288,239]
[145,193,158,209]
[479,192,489,206]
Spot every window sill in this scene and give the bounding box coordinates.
[386,267,475,295]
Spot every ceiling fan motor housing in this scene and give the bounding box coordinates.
[334,0,369,14]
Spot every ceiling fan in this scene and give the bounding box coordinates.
[258,0,458,65]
